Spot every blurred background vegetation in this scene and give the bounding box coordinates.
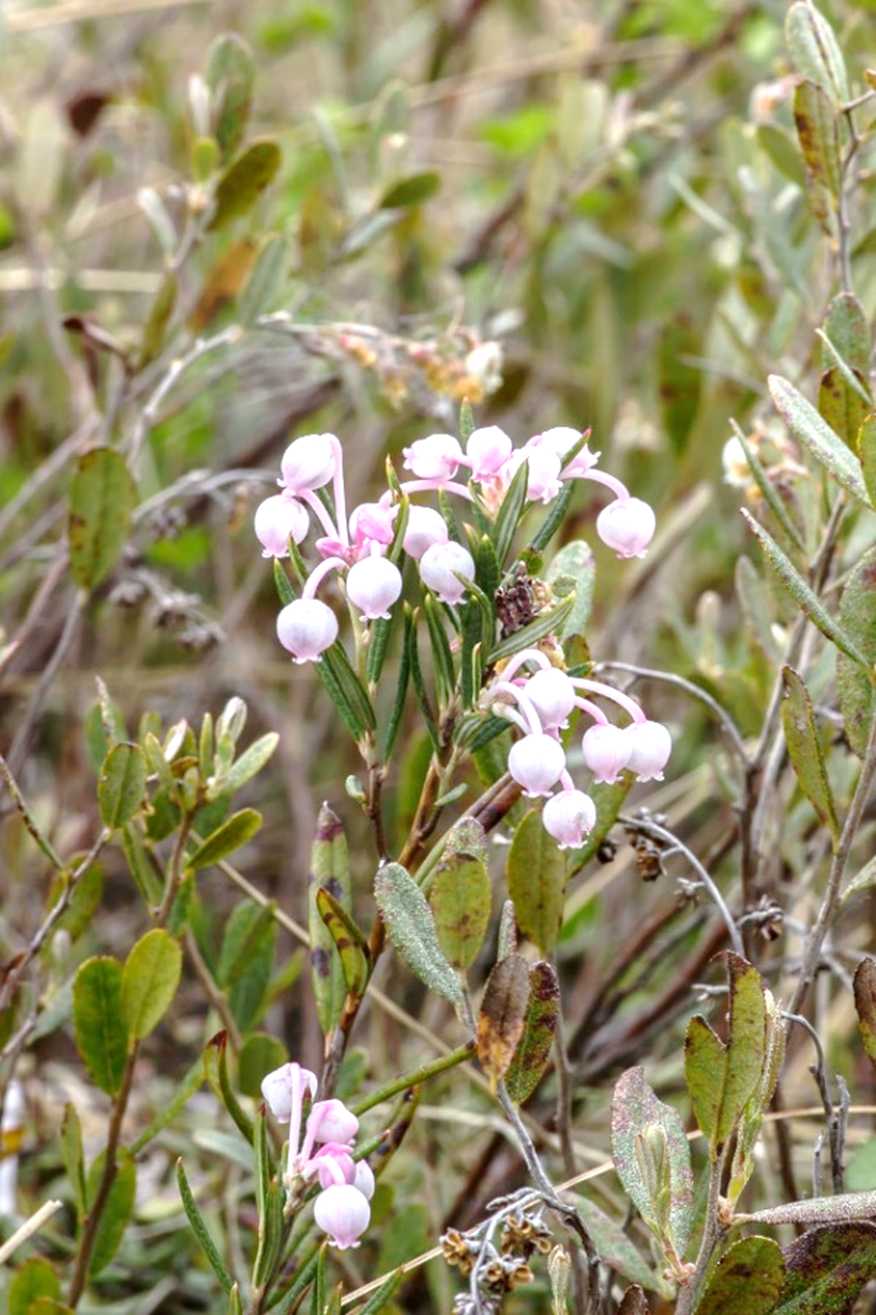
[2,0,876,1310]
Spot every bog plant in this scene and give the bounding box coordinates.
[2,4,876,1315]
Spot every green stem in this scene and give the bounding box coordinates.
[352,1041,475,1117]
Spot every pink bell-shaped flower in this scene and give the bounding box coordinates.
[581,723,631,784]
[304,1143,356,1189]
[419,540,475,605]
[524,668,577,730]
[254,495,310,558]
[353,1160,375,1200]
[466,425,512,480]
[508,733,566,798]
[402,433,463,481]
[542,789,596,849]
[623,720,672,782]
[403,505,449,560]
[346,555,402,621]
[519,442,562,503]
[313,1183,371,1249]
[280,434,337,494]
[307,1099,359,1146]
[349,502,397,549]
[276,599,338,663]
[260,1062,317,1122]
[533,427,597,478]
[596,497,656,559]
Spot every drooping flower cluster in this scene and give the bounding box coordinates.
[255,425,656,663]
[487,647,672,848]
[261,1061,373,1249]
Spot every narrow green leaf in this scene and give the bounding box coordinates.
[714,954,767,1154]
[68,447,136,590]
[821,293,870,374]
[98,742,146,829]
[423,593,455,707]
[59,1103,86,1217]
[507,809,566,956]
[208,139,282,230]
[793,81,840,196]
[841,855,876,906]
[139,271,177,366]
[493,459,529,566]
[378,171,440,208]
[177,1158,234,1293]
[86,1149,136,1275]
[836,547,876,755]
[488,591,575,664]
[9,1258,60,1315]
[742,510,871,668]
[428,850,491,970]
[316,886,370,997]
[239,234,288,323]
[757,123,807,186]
[122,928,182,1039]
[684,1015,725,1143]
[309,804,351,1035]
[785,1,849,103]
[374,862,465,1013]
[819,367,869,451]
[696,1235,784,1315]
[205,32,255,160]
[853,958,876,1069]
[781,666,839,839]
[858,413,876,508]
[730,420,804,551]
[72,956,128,1094]
[768,374,869,504]
[120,823,163,904]
[213,732,278,798]
[380,609,411,758]
[505,960,559,1104]
[530,479,574,555]
[188,808,262,870]
[273,558,296,605]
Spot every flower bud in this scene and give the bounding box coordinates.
[313,1183,370,1249]
[260,1062,318,1122]
[305,1143,356,1189]
[466,425,512,480]
[402,433,463,481]
[254,494,310,558]
[276,599,338,663]
[346,555,402,621]
[307,1098,359,1146]
[581,723,631,784]
[596,497,656,559]
[280,433,337,494]
[353,1159,375,1200]
[419,540,475,605]
[524,668,576,730]
[403,505,449,560]
[349,501,397,548]
[542,789,596,849]
[623,720,672,782]
[507,733,566,797]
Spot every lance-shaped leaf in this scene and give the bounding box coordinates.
[684,1015,724,1142]
[507,808,566,955]
[793,81,840,197]
[60,1103,86,1217]
[768,375,869,504]
[731,420,804,553]
[695,1235,785,1315]
[308,804,351,1035]
[774,1222,876,1315]
[488,591,574,664]
[188,808,262,870]
[98,742,146,829]
[206,33,255,160]
[785,2,848,103]
[428,850,491,970]
[859,413,876,508]
[316,886,370,998]
[210,732,278,800]
[209,139,282,230]
[742,510,870,668]
[836,547,876,757]
[493,459,529,566]
[476,953,530,1088]
[727,989,786,1206]
[781,666,839,841]
[819,368,869,451]
[853,958,876,1069]
[821,294,871,375]
[741,1192,876,1228]
[217,901,276,1032]
[121,928,182,1039]
[85,1148,136,1275]
[73,956,129,1094]
[714,954,767,1154]
[575,1198,660,1293]
[177,1158,234,1293]
[610,1066,694,1258]
[505,961,559,1104]
[237,1033,288,1098]
[546,539,596,637]
[68,447,136,590]
[9,1258,61,1315]
[374,862,465,1014]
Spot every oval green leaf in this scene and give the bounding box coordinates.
[122,928,182,1039]
[188,808,262,870]
[696,1235,784,1315]
[98,742,147,830]
[507,809,566,956]
[429,851,491,970]
[73,955,129,1094]
[68,447,136,590]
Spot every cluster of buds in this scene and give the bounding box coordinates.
[485,646,672,848]
[255,425,657,665]
[261,1061,374,1249]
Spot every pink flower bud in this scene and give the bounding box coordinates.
[508,733,566,797]
[524,668,577,730]
[581,723,631,784]
[419,540,475,605]
[276,599,338,663]
[349,502,397,548]
[623,719,672,782]
[346,554,402,621]
[313,1183,370,1249]
[402,433,463,481]
[596,497,656,559]
[466,426,512,480]
[280,434,337,494]
[307,1099,359,1146]
[260,1062,317,1122]
[403,505,449,560]
[542,789,596,849]
[254,495,310,558]
[305,1143,356,1189]
[519,442,562,503]
[353,1160,375,1200]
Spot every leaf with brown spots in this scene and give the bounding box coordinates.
[853,957,876,1069]
[477,953,529,1089]
[428,851,491,970]
[775,1222,876,1314]
[507,808,566,955]
[695,1235,784,1315]
[505,961,559,1104]
[836,547,876,757]
[316,886,369,998]
[308,804,352,1035]
[781,666,839,841]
